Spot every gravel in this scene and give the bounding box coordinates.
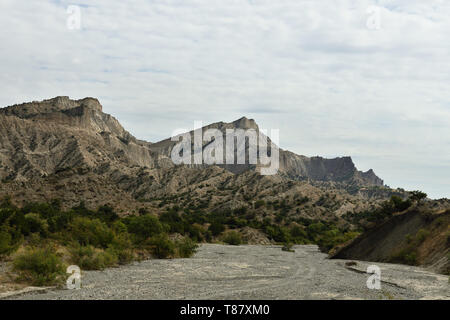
[7,244,450,300]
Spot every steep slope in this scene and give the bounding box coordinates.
[331,205,450,274]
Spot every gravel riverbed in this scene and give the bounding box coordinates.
[7,244,449,300]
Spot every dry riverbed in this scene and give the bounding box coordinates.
[4,244,450,300]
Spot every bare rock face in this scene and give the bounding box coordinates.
[278,153,383,186]
[0,97,385,212]
[148,115,383,186]
[0,97,154,181]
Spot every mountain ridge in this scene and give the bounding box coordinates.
[0,96,383,186]
[0,97,391,218]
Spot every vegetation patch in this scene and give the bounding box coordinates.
[389,228,431,266]
[222,231,242,245]
[13,246,65,286]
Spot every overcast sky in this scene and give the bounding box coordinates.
[0,0,449,198]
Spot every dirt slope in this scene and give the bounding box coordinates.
[331,207,450,274]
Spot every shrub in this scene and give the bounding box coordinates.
[46,210,73,233]
[405,234,413,244]
[147,233,175,259]
[390,195,412,212]
[315,228,360,253]
[390,248,417,266]
[282,242,295,252]
[96,205,119,223]
[409,191,427,203]
[108,234,134,265]
[254,200,265,209]
[264,225,291,243]
[223,231,242,245]
[0,230,17,258]
[69,244,118,270]
[126,214,164,243]
[13,247,65,286]
[176,238,199,258]
[204,230,212,242]
[24,213,49,236]
[68,217,114,248]
[209,221,225,236]
[404,252,417,265]
[415,229,430,244]
[112,220,128,234]
[233,207,248,215]
[290,225,307,242]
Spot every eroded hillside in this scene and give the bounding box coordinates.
[0,97,391,217]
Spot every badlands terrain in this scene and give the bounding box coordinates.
[0,97,448,299]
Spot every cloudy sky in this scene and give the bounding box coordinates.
[0,0,449,198]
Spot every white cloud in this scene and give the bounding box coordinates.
[0,0,449,198]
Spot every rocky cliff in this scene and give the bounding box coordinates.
[0,97,386,215]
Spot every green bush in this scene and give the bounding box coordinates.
[282,242,295,252]
[108,234,134,265]
[223,231,242,245]
[147,233,175,258]
[290,225,308,243]
[24,213,49,236]
[159,210,184,234]
[209,221,225,236]
[404,252,417,265]
[112,220,128,234]
[415,229,430,244]
[0,230,17,258]
[69,244,118,270]
[264,225,291,243]
[390,248,418,266]
[409,191,427,203]
[187,224,205,242]
[13,247,65,286]
[68,217,114,248]
[316,229,360,253]
[390,195,411,212]
[176,238,198,258]
[95,205,119,223]
[126,214,164,243]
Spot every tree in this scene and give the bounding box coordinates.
[127,215,164,242]
[409,191,427,203]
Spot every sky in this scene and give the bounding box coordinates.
[0,0,449,198]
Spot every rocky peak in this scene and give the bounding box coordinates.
[231,116,258,130]
[0,96,384,188]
